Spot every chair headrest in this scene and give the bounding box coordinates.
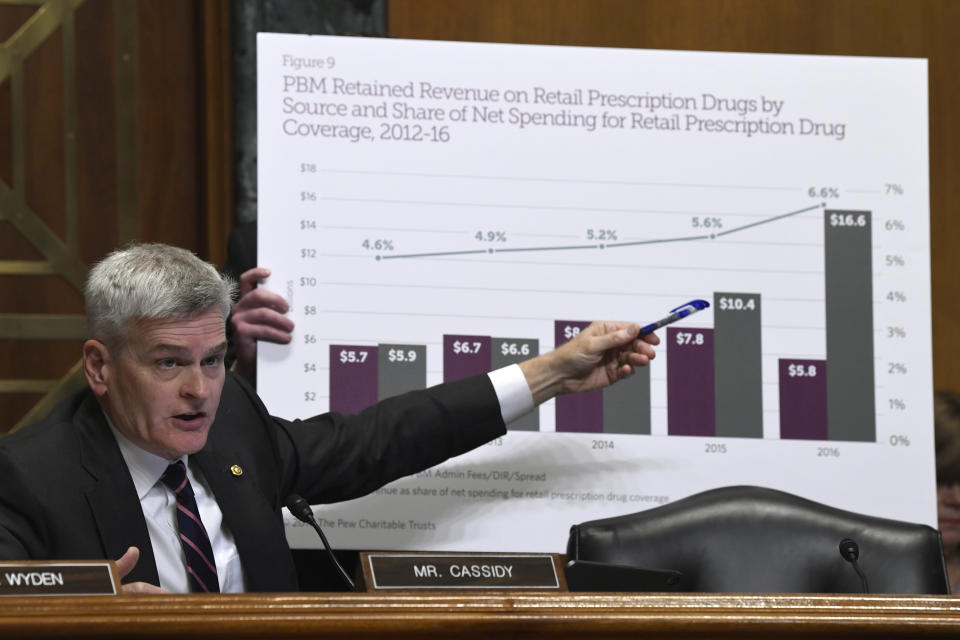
[567,485,948,594]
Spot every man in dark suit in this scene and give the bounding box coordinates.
[0,243,659,593]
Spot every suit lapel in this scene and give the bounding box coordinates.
[75,395,161,587]
[195,444,299,591]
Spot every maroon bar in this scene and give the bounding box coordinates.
[666,327,715,436]
[779,359,828,440]
[554,320,602,433]
[329,345,378,414]
[443,335,492,382]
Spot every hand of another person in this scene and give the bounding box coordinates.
[519,321,659,405]
[231,267,295,384]
[115,546,166,594]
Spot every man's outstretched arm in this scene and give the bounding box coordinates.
[518,321,659,406]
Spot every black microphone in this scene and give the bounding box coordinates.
[285,494,356,591]
[838,538,869,593]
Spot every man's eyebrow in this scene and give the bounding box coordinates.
[206,342,229,357]
[148,342,228,357]
[148,344,190,355]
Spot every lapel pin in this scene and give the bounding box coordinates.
[230,464,244,477]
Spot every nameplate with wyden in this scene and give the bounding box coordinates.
[0,561,119,596]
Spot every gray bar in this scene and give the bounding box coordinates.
[713,292,763,437]
[491,337,539,431]
[602,366,650,434]
[824,210,875,441]
[377,344,427,401]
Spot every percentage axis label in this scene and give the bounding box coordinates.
[885,183,905,195]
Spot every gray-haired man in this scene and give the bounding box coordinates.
[0,243,658,593]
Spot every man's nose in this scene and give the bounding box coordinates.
[180,365,208,398]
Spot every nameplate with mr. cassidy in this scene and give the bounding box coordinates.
[0,561,119,596]
[364,553,561,590]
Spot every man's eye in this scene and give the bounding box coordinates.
[159,359,177,369]
[202,355,222,367]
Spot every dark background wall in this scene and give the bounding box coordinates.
[231,0,386,227]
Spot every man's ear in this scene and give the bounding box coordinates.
[82,339,111,397]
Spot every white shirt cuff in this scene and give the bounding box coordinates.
[487,364,535,425]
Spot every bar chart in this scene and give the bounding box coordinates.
[257,35,933,552]
[317,208,881,443]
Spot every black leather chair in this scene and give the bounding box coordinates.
[566,485,949,594]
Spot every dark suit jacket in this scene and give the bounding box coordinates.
[0,372,505,591]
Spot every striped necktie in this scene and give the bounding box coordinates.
[160,461,220,593]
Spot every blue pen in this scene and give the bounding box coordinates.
[639,299,710,336]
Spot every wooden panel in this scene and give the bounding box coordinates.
[388,0,960,393]
[0,0,214,432]
[137,0,201,249]
[0,592,960,638]
[0,0,91,432]
[200,0,233,269]
[74,0,119,263]
[23,10,65,244]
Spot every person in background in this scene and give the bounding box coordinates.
[221,222,293,385]
[935,389,960,592]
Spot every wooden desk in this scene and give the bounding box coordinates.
[1,592,959,639]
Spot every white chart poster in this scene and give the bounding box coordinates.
[256,34,932,552]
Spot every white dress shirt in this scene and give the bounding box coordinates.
[488,363,535,424]
[110,424,246,592]
[109,364,533,593]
